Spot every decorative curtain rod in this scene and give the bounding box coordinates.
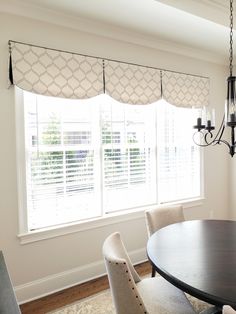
[8,39,208,80]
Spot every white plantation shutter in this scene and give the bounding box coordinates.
[22,91,201,230]
[24,92,101,230]
[101,101,157,212]
[156,100,201,203]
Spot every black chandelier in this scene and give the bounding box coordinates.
[193,0,236,157]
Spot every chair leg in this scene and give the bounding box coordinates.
[151,266,156,277]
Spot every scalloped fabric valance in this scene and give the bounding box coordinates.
[9,41,104,99]
[8,41,209,107]
[162,71,210,108]
[105,60,162,105]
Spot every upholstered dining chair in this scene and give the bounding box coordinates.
[223,305,236,313]
[103,232,196,314]
[145,205,185,277]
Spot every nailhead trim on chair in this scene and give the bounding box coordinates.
[106,258,147,314]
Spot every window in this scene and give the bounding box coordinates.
[18,89,201,231]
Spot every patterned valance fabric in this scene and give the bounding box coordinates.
[9,41,104,99]
[162,71,210,108]
[105,61,161,105]
[8,41,209,107]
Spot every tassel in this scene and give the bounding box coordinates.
[8,41,14,85]
[102,59,106,94]
[160,70,163,99]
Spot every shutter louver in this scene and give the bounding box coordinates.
[25,92,100,230]
[22,91,201,231]
[157,101,200,203]
[101,102,157,212]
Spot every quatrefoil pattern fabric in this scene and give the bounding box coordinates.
[162,71,209,108]
[9,41,209,107]
[10,42,104,99]
[104,60,161,105]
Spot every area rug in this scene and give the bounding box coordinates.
[48,288,211,314]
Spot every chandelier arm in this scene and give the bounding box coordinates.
[192,131,213,147]
[192,132,231,150]
[204,132,213,144]
[193,114,225,147]
[217,138,235,156]
[214,138,231,149]
[216,124,225,144]
[212,114,226,143]
[209,114,226,143]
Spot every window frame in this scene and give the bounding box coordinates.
[15,88,205,244]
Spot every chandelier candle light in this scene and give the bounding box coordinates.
[193,0,236,157]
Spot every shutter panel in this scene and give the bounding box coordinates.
[101,102,157,212]
[157,100,201,203]
[25,92,100,230]
[23,91,201,230]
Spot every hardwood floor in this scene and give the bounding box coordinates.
[20,261,152,314]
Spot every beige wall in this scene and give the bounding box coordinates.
[0,12,229,303]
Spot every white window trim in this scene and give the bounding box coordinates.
[15,87,29,234]
[15,87,205,244]
[17,198,204,244]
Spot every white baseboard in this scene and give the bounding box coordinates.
[15,247,147,304]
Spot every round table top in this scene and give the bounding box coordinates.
[147,219,236,308]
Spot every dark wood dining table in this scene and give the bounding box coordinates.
[147,220,236,314]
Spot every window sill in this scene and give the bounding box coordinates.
[17,198,204,244]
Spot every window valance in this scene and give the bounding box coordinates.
[9,41,104,99]
[162,71,210,108]
[105,61,161,105]
[8,40,209,107]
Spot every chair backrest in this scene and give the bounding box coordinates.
[223,305,236,314]
[103,232,148,314]
[145,205,184,237]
